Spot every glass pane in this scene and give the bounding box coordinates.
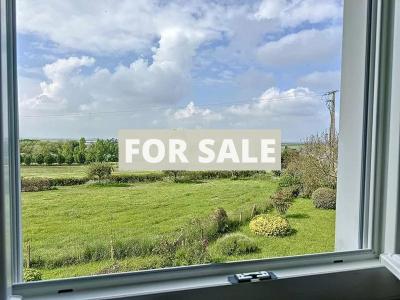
[17,0,345,281]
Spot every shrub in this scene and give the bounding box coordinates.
[82,243,109,262]
[281,146,300,169]
[23,268,42,282]
[249,214,292,237]
[278,172,301,188]
[312,187,336,209]
[180,217,219,245]
[113,238,156,259]
[271,170,281,177]
[86,162,113,181]
[210,207,229,234]
[49,177,88,186]
[109,173,165,183]
[152,236,180,264]
[21,177,88,192]
[270,188,293,215]
[213,233,258,256]
[21,177,53,192]
[174,239,211,266]
[294,132,337,197]
[161,170,264,182]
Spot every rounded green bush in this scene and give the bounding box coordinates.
[312,187,336,209]
[23,268,42,282]
[213,233,258,256]
[249,214,292,237]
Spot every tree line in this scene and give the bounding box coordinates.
[20,138,118,165]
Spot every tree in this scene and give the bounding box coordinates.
[62,141,75,165]
[56,153,65,165]
[65,154,74,165]
[35,153,44,165]
[74,137,86,164]
[44,153,56,165]
[75,151,86,164]
[24,154,32,166]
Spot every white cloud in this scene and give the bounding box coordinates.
[257,27,342,66]
[297,71,341,92]
[19,25,207,115]
[16,0,342,140]
[173,102,222,121]
[228,87,322,117]
[17,1,156,54]
[20,56,95,112]
[16,0,225,55]
[255,0,342,27]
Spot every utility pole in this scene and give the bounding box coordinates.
[323,90,338,146]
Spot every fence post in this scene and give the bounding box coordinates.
[251,204,257,218]
[110,239,115,262]
[26,240,31,268]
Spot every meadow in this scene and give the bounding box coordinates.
[21,165,335,280]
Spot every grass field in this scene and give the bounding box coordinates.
[21,164,161,179]
[41,198,335,279]
[21,165,90,178]
[21,167,335,280]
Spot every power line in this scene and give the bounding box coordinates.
[20,91,326,118]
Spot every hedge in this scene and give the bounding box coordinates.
[21,170,268,192]
[21,177,88,192]
[21,178,54,192]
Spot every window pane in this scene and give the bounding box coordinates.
[16,0,347,281]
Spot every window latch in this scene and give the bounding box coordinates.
[228,271,277,284]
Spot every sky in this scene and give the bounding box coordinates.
[16,0,343,142]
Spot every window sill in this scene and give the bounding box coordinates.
[381,254,400,280]
[14,256,382,300]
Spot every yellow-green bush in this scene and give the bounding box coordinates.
[249,214,292,237]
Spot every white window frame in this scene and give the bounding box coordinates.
[1,0,399,299]
[379,0,400,280]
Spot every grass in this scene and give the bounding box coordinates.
[21,165,89,178]
[21,164,162,179]
[22,174,335,280]
[22,178,276,269]
[210,199,335,261]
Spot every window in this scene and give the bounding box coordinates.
[15,0,348,282]
[0,0,399,299]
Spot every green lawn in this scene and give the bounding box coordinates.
[21,164,161,179]
[21,165,89,178]
[22,176,335,280]
[213,199,335,261]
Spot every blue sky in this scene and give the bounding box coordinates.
[16,0,343,142]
